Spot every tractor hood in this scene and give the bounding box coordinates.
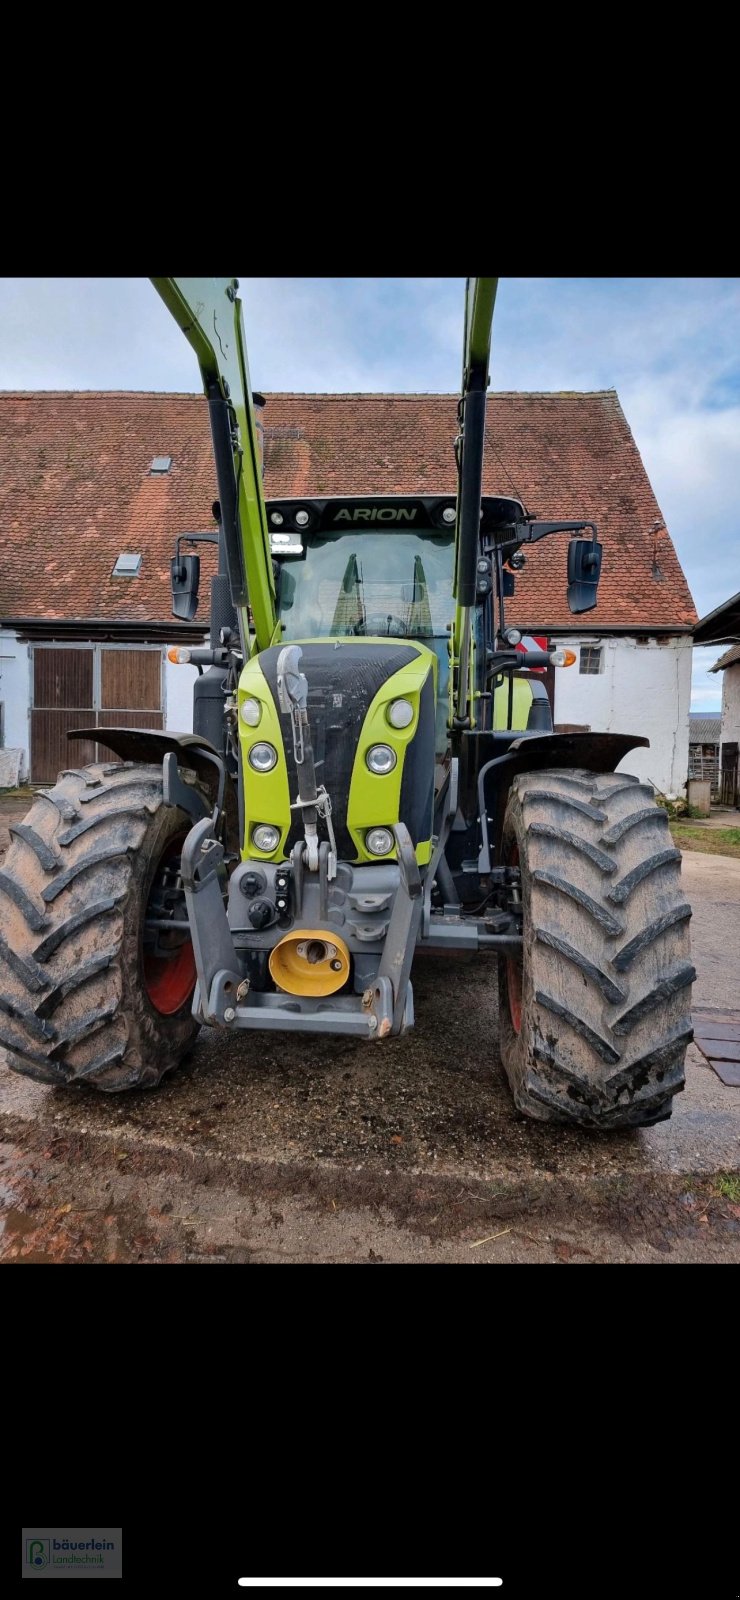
[238,639,437,867]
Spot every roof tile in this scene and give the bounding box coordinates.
[0,390,697,629]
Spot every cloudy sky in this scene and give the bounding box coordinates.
[1,276,737,709]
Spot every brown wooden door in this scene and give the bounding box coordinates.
[96,648,163,761]
[31,645,164,781]
[31,648,96,782]
[100,649,161,711]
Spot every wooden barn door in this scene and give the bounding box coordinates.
[98,649,164,755]
[31,645,164,782]
[31,648,96,782]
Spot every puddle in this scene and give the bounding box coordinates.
[0,1205,56,1262]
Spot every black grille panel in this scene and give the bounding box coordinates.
[259,642,419,859]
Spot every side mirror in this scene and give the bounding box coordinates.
[567,538,602,614]
[171,554,200,620]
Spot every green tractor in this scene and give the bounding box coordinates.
[0,278,694,1127]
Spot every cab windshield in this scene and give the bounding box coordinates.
[276,529,455,641]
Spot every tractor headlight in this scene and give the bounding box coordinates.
[248,742,278,772]
[386,698,414,729]
[366,744,397,775]
[366,827,394,857]
[240,697,262,727]
[252,824,280,853]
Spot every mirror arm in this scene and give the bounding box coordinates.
[173,530,219,564]
[513,519,597,547]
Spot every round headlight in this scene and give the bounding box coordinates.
[387,698,414,729]
[295,509,310,527]
[366,827,394,857]
[240,697,262,727]
[366,744,397,775]
[270,511,284,526]
[442,505,456,523]
[248,742,278,772]
[252,824,280,853]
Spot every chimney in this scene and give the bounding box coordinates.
[252,392,266,479]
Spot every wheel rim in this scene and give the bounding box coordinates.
[142,833,196,1016]
[505,840,522,1034]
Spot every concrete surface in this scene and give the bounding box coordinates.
[1,803,739,1263]
[680,852,740,1010]
[683,807,740,829]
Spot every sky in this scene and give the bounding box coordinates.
[1,276,737,710]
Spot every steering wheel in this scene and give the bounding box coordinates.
[350,612,408,637]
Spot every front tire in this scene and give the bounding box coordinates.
[497,768,695,1129]
[0,761,209,1092]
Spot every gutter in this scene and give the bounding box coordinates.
[2,617,210,644]
[514,623,695,637]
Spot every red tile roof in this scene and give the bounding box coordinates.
[0,389,697,630]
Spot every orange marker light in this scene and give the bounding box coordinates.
[167,646,191,664]
[550,648,577,668]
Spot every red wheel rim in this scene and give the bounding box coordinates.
[143,835,196,1016]
[143,940,196,1016]
[506,950,523,1034]
[505,840,522,1034]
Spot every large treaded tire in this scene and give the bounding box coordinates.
[497,768,695,1129]
[0,761,208,1092]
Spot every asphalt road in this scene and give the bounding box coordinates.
[1,802,739,1263]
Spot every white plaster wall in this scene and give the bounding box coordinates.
[164,654,197,733]
[721,663,740,748]
[0,630,31,780]
[552,635,692,797]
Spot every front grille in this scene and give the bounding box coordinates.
[259,642,419,859]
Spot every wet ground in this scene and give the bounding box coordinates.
[1,800,739,1262]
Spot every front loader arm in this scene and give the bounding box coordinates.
[151,277,277,651]
[452,275,498,725]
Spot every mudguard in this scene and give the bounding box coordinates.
[478,730,650,871]
[67,726,221,791]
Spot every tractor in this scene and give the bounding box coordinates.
[0,278,694,1127]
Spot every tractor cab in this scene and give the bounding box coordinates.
[266,494,551,753]
[268,495,455,752]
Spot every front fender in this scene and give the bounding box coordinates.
[67,726,239,848]
[479,730,650,871]
[503,729,648,778]
[68,726,221,788]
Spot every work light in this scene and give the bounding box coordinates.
[366,744,397,775]
[387,699,414,729]
[366,827,394,857]
[248,743,278,772]
[240,698,262,726]
[252,824,280,853]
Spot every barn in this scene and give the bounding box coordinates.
[0,388,697,793]
[694,590,740,807]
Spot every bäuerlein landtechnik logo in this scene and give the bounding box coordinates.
[28,1538,114,1568]
[24,1532,121,1577]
